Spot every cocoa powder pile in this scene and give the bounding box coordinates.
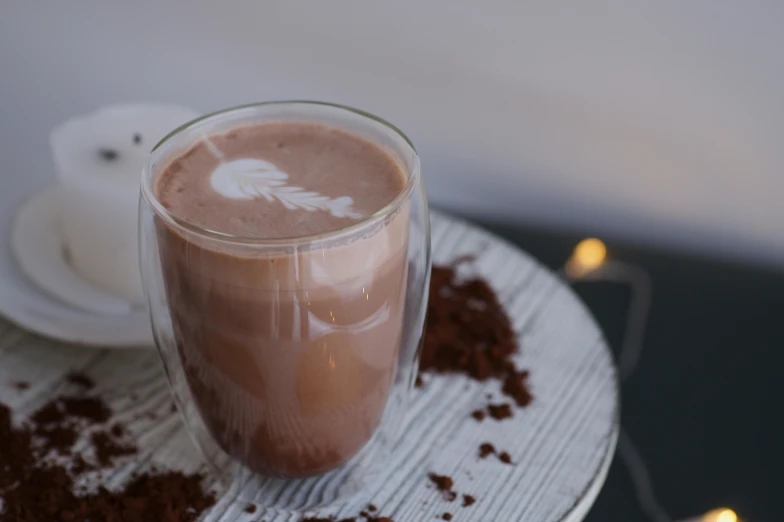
[486,403,514,421]
[0,373,215,522]
[418,265,533,410]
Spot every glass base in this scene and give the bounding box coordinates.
[176,383,409,513]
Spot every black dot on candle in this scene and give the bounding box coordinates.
[98,148,119,161]
[133,133,142,145]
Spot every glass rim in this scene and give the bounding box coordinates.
[140,100,420,246]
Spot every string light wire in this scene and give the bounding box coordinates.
[563,239,669,522]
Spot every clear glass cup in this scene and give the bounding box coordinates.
[139,101,430,511]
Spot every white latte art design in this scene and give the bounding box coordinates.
[209,158,361,218]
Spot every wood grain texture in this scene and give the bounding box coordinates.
[0,211,619,522]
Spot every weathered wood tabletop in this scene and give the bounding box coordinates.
[0,212,619,521]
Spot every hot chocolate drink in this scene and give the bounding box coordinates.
[153,121,410,477]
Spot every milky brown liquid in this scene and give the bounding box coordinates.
[154,122,409,477]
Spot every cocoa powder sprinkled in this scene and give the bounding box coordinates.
[66,371,95,390]
[487,403,513,420]
[479,442,496,458]
[502,370,533,407]
[110,422,125,438]
[418,265,533,416]
[59,396,112,423]
[428,472,457,502]
[36,425,78,456]
[31,400,65,425]
[91,430,136,466]
[499,451,512,464]
[462,494,476,507]
[0,385,216,521]
[428,472,454,492]
[419,266,517,381]
[29,400,79,458]
[471,409,485,422]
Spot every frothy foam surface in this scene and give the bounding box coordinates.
[155,122,407,238]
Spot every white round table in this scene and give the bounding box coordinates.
[0,210,619,522]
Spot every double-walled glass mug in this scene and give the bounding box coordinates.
[139,102,430,511]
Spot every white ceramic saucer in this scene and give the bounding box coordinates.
[2,185,153,347]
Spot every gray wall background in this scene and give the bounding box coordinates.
[2,1,782,266]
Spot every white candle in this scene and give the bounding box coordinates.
[50,103,200,305]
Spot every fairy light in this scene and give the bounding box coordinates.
[565,237,607,278]
[704,508,739,522]
[716,509,738,522]
[675,508,741,522]
[562,239,744,522]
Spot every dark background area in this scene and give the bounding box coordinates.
[479,217,784,522]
